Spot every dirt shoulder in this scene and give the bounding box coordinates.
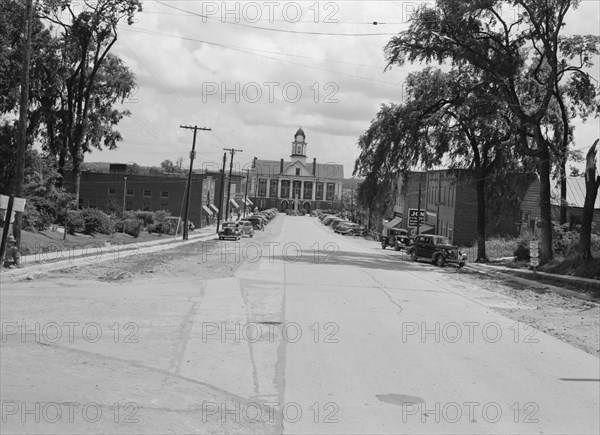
[453,269,600,357]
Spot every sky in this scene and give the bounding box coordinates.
[82,0,600,177]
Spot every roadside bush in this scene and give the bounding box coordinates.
[134,210,154,226]
[22,200,53,231]
[80,208,114,235]
[148,210,173,234]
[123,218,143,237]
[65,210,84,234]
[513,235,532,261]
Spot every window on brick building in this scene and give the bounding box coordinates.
[161,191,169,198]
[316,182,323,200]
[258,179,267,197]
[143,190,151,197]
[108,187,117,194]
[280,180,290,198]
[126,188,134,196]
[292,181,301,199]
[78,198,84,209]
[326,183,335,201]
[269,179,278,197]
[303,182,313,199]
[160,203,168,210]
[143,202,151,211]
[89,199,97,209]
[296,168,300,176]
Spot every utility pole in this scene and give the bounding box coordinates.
[223,147,243,220]
[216,152,227,233]
[13,0,35,249]
[243,168,250,217]
[416,180,422,236]
[180,125,211,240]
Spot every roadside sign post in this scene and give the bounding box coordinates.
[529,240,539,275]
[1,194,26,263]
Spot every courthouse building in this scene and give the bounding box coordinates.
[251,128,344,212]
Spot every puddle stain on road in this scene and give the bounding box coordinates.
[376,393,425,406]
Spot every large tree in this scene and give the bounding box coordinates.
[580,140,599,259]
[384,0,599,263]
[40,0,142,201]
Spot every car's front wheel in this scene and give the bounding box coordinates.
[348,230,354,236]
[435,255,446,267]
[410,250,418,261]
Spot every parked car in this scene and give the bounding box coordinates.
[381,228,411,250]
[238,220,255,237]
[218,221,242,240]
[336,223,365,236]
[407,234,466,267]
[246,216,264,230]
[331,219,350,230]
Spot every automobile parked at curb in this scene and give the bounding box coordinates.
[218,221,242,240]
[407,234,466,267]
[336,222,366,236]
[381,228,411,250]
[238,220,255,237]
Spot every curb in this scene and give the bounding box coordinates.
[1,229,219,282]
[465,263,600,303]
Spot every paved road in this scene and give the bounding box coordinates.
[1,215,598,434]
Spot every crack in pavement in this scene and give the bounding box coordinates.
[162,281,206,386]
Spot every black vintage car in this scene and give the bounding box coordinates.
[381,228,411,250]
[218,221,242,240]
[407,234,466,267]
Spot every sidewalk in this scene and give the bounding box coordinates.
[1,225,219,282]
[466,262,600,302]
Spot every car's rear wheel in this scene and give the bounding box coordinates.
[382,242,386,249]
[348,230,354,236]
[435,255,446,267]
[394,244,401,251]
[410,250,418,261]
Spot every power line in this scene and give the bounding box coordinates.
[118,26,401,88]
[154,1,396,36]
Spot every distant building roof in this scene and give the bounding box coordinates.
[254,159,344,179]
[551,176,600,209]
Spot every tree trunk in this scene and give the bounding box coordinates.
[580,142,599,259]
[72,151,82,207]
[475,172,488,262]
[538,148,554,263]
[560,166,567,225]
[579,174,599,259]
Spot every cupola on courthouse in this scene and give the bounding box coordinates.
[250,128,344,212]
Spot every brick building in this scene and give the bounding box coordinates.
[250,128,344,212]
[393,170,529,246]
[64,165,233,227]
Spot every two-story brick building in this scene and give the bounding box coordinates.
[64,165,229,227]
[393,170,530,246]
[250,128,344,212]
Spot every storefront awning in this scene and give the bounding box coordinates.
[229,199,240,208]
[202,205,213,216]
[383,216,403,228]
[209,204,219,213]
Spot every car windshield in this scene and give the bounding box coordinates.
[434,236,451,245]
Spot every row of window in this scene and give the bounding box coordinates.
[257,179,336,201]
[427,182,455,208]
[79,198,169,211]
[107,188,169,198]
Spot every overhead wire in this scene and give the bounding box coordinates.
[154,1,398,36]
